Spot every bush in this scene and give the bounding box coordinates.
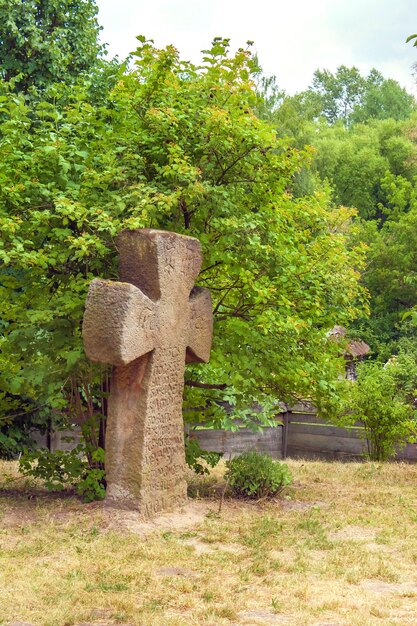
[19,444,106,502]
[0,424,36,459]
[225,451,292,499]
[340,359,417,461]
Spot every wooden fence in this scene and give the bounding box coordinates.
[282,403,364,460]
[187,403,417,462]
[33,402,417,462]
[184,421,283,459]
[31,428,83,453]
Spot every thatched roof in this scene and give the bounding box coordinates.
[328,326,370,359]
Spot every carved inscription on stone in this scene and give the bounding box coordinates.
[82,229,213,516]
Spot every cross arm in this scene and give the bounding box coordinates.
[186,287,213,364]
[83,278,157,366]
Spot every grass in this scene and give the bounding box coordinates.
[1,459,417,625]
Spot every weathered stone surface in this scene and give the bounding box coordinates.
[83,280,156,366]
[82,229,213,516]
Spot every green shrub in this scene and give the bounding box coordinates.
[19,444,106,502]
[225,451,292,499]
[340,359,417,461]
[0,424,36,459]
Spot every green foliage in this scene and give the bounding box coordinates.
[339,359,417,461]
[307,66,415,126]
[0,423,35,459]
[253,65,285,123]
[317,112,417,355]
[311,66,367,125]
[0,37,367,445]
[310,119,417,220]
[184,436,222,475]
[352,198,417,357]
[352,71,415,124]
[0,0,105,93]
[225,451,292,498]
[0,392,52,459]
[19,443,106,501]
[266,67,415,229]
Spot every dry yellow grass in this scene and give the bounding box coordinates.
[1,459,417,625]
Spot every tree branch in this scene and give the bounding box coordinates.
[213,277,241,314]
[199,260,224,275]
[215,145,257,185]
[179,197,192,229]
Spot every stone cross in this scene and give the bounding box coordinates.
[82,229,213,516]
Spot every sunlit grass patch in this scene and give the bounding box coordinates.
[2,458,417,625]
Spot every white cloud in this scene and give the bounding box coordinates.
[96,0,417,95]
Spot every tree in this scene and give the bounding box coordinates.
[340,359,417,461]
[0,39,366,473]
[360,202,417,327]
[256,54,417,374]
[351,70,415,124]
[305,118,417,220]
[251,54,286,123]
[310,66,366,125]
[0,0,105,93]
[307,66,415,126]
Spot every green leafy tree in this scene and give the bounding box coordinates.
[310,66,367,125]
[351,70,415,124]
[261,68,415,206]
[305,66,415,127]
[0,0,105,93]
[356,202,417,351]
[340,358,417,461]
[260,53,417,373]
[335,47,417,356]
[0,39,366,479]
[309,118,417,220]
[253,61,286,123]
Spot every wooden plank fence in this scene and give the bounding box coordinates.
[282,410,365,460]
[31,428,83,453]
[184,421,283,459]
[32,402,417,462]
[187,402,417,462]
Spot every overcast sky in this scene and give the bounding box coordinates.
[96,0,417,95]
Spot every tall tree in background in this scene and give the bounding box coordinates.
[273,66,415,133]
[310,66,367,125]
[258,56,417,363]
[0,0,104,93]
[311,118,417,220]
[351,69,416,123]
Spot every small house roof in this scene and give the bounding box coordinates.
[328,326,370,359]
